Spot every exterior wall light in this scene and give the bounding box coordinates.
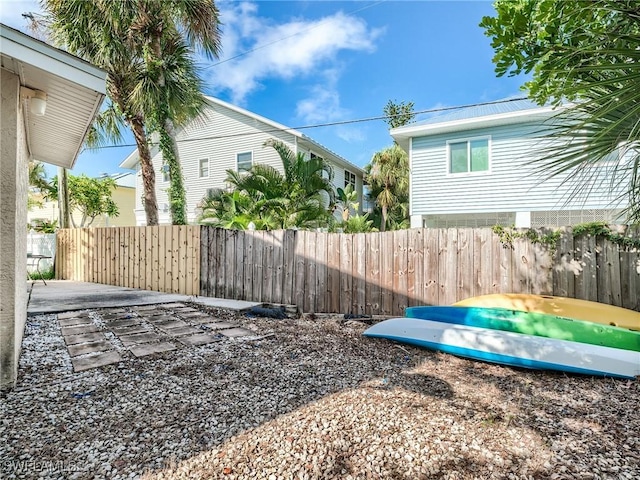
[20,86,48,116]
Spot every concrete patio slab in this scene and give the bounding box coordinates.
[28,281,264,316]
[59,317,93,327]
[161,326,202,337]
[179,333,221,346]
[60,324,98,336]
[71,351,122,372]
[219,327,254,338]
[132,305,161,311]
[201,321,239,330]
[64,332,105,346]
[119,332,165,347]
[193,297,263,311]
[67,340,114,357]
[129,342,177,358]
[28,281,191,315]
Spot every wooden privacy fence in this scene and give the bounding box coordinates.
[56,226,200,296]
[57,225,640,315]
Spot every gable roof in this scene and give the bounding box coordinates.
[120,95,363,174]
[391,98,561,152]
[1,23,106,169]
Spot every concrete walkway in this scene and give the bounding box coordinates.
[27,280,262,315]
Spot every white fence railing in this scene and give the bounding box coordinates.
[26,233,55,273]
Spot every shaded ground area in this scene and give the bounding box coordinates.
[2,305,639,479]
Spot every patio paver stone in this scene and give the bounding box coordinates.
[67,340,114,357]
[60,324,99,336]
[101,313,136,321]
[58,311,88,320]
[106,318,143,328]
[64,332,105,346]
[145,315,179,324]
[111,325,151,336]
[119,332,165,347]
[59,317,93,327]
[129,342,177,357]
[179,333,221,346]
[219,327,254,338]
[71,351,122,372]
[162,326,202,337]
[201,321,239,330]
[152,319,188,329]
[188,317,221,325]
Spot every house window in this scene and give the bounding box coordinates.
[206,188,216,198]
[161,165,169,182]
[199,158,209,178]
[448,138,489,174]
[310,152,323,160]
[344,169,356,190]
[237,152,253,171]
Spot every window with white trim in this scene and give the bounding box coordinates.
[199,158,209,178]
[237,152,253,171]
[161,165,169,182]
[448,137,489,174]
[344,169,356,189]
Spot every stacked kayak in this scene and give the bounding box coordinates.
[453,293,640,331]
[363,295,640,379]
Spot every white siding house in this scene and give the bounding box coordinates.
[391,99,626,228]
[120,96,364,225]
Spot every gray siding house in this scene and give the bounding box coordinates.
[120,96,364,225]
[391,99,625,228]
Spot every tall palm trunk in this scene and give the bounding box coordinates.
[130,117,159,226]
[148,25,188,225]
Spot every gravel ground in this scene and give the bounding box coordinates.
[1,305,639,479]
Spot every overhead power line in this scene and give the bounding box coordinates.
[92,97,530,150]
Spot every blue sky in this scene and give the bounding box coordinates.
[2,0,528,177]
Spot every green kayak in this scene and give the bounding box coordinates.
[405,306,640,352]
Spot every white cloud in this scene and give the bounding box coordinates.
[206,1,383,103]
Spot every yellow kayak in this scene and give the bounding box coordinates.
[453,294,640,331]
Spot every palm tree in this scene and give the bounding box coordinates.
[366,144,409,232]
[43,0,222,225]
[129,0,221,225]
[200,140,336,230]
[44,0,159,224]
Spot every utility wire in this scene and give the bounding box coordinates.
[92,97,530,150]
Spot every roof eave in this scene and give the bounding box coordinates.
[390,105,561,141]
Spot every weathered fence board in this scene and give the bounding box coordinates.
[56,225,640,314]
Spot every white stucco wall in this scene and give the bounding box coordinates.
[0,68,29,390]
